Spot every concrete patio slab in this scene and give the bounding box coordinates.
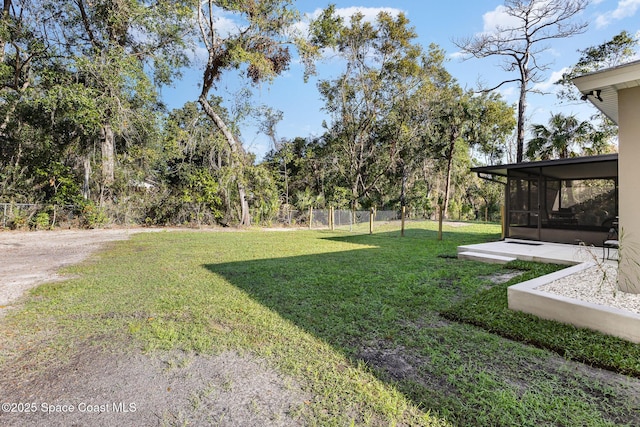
[458,251,516,264]
[457,238,608,266]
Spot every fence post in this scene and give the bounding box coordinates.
[309,206,313,229]
[369,207,374,235]
[329,206,334,230]
[501,204,506,239]
[349,208,354,232]
[401,205,406,237]
[437,204,443,241]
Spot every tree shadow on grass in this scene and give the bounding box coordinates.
[203,228,472,421]
[204,228,640,426]
[206,228,496,353]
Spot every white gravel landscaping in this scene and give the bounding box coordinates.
[537,263,640,316]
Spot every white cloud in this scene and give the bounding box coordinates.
[546,47,562,58]
[498,85,517,100]
[533,67,570,93]
[208,8,245,37]
[595,0,640,28]
[482,5,520,32]
[187,45,209,64]
[189,3,248,61]
[481,1,599,34]
[482,1,558,33]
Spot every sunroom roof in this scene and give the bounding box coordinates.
[471,153,618,180]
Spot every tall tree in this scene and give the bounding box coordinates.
[455,0,589,162]
[263,136,327,211]
[426,86,514,218]
[378,44,450,218]
[51,0,194,198]
[156,101,227,225]
[0,1,103,204]
[196,0,314,226]
[314,7,428,211]
[0,0,40,137]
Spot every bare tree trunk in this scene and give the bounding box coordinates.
[82,155,91,199]
[237,183,250,226]
[516,81,527,163]
[101,123,115,186]
[199,95,251,226]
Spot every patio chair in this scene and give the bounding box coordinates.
[603,227,619,261]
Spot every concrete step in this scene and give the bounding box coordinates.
[458,251,517,264]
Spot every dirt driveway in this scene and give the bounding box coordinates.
[0,228,149,311]
[0,228,309,426]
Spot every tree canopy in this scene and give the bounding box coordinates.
[18,1,634,229]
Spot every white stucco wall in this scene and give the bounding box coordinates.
[617,86,640,293]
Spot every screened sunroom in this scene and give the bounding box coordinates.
[472,154,618,245]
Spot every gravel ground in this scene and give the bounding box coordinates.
[0,227,310,426]
[0,346,309,427]
[538,263,640,315]
[0,227,289,313]
[0,228,145,311]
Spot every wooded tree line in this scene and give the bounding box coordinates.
[0,1,629,228]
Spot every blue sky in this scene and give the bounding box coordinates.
[161,1,640,161]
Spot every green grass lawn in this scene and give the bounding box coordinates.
[2,221,639,426]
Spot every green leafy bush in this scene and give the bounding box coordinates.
[6,206,28,230]
[31,211,50,230]
[80,201,108,229]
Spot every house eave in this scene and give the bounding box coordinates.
[572,59,640,125]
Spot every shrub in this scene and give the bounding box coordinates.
[8,210,28,230]
[80,202,108,229]
[31,211,50,230]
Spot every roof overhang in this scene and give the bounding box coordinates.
[472,153,618,181]
[572,59,640,125]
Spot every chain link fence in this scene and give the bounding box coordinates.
[1,203,80,229]
[1,203,402,230]
[277,207,400,229]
